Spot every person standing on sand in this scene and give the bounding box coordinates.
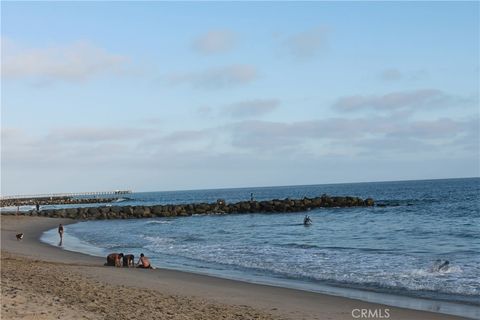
[137,253,152,269]
[58,224,64,243]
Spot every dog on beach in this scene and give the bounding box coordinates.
[16,233,24,240]
[123,254,135,267]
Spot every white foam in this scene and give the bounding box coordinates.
[145,220,171,225]
[143,235,175,246]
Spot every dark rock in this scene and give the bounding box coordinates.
[152,205,164,216]
[110,206,121,214]
[27,193,374,220]
[133,207,144,217]
[88,207,99,215]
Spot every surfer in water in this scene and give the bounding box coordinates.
[303,215,312,225]
[437,260,450,271]
[432,259,450,272]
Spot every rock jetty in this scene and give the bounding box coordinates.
[12,195,374,220]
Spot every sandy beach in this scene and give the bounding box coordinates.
[0,216,469,320]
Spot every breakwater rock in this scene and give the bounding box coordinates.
[16,195,374,220]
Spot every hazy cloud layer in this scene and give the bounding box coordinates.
[161,129,211,144]
[228,117,477,153]
[380,68,403,81]
[283,27,328,60]
[385,118,467,139]
[167,64,257,89]
[222,99,280,118]
[4,114,476,165]
[46,127,149,142]
[192,29,237,54]
[2,40,129,84]
[3,112,478,194]
[378,68,429,82]
[333,89,454,112]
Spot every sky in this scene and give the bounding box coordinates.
[1,1,479,195]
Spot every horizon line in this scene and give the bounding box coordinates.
[1,176,478,198]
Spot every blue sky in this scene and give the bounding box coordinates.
[1,1,479,195]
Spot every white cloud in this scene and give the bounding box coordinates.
[378,68,429,82]
[387,118,478,140]
[162,129,211,143]
[283,27,328,60]
[46,127,149,142]
[227,116,477,153]
[192,29,237,54]
[167,64,257,89]
[2,113,478,194]
[333,89,453,112]
[196,106,213,117]
[222,99,280,118]
[380,68,403,81]
[2,39,129,84]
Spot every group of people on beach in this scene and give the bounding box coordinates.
[56,223,152,269]
[105,252,153,269]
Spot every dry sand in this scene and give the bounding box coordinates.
[0,216,469,320]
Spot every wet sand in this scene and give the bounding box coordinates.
[1,216,469,319]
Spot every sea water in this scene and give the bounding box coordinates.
[41,178,480,318]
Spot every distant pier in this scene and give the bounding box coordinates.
[0,190,132,207]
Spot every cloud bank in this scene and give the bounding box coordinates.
[380,68,403,81]
[283,27,328,60]
[192,29,237,54]
[167,64,258,89]
[333,89,455,112]
[2,40,129,84]
[222,99,280,118]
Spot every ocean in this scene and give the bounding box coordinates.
[41,178,480,318]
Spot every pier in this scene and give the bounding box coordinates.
[0,190,132,207]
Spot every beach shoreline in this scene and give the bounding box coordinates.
[0,215,473,320]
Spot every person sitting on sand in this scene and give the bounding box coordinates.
[136,253,152,269]
[106,253,124,267]
[123,254,135,267]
